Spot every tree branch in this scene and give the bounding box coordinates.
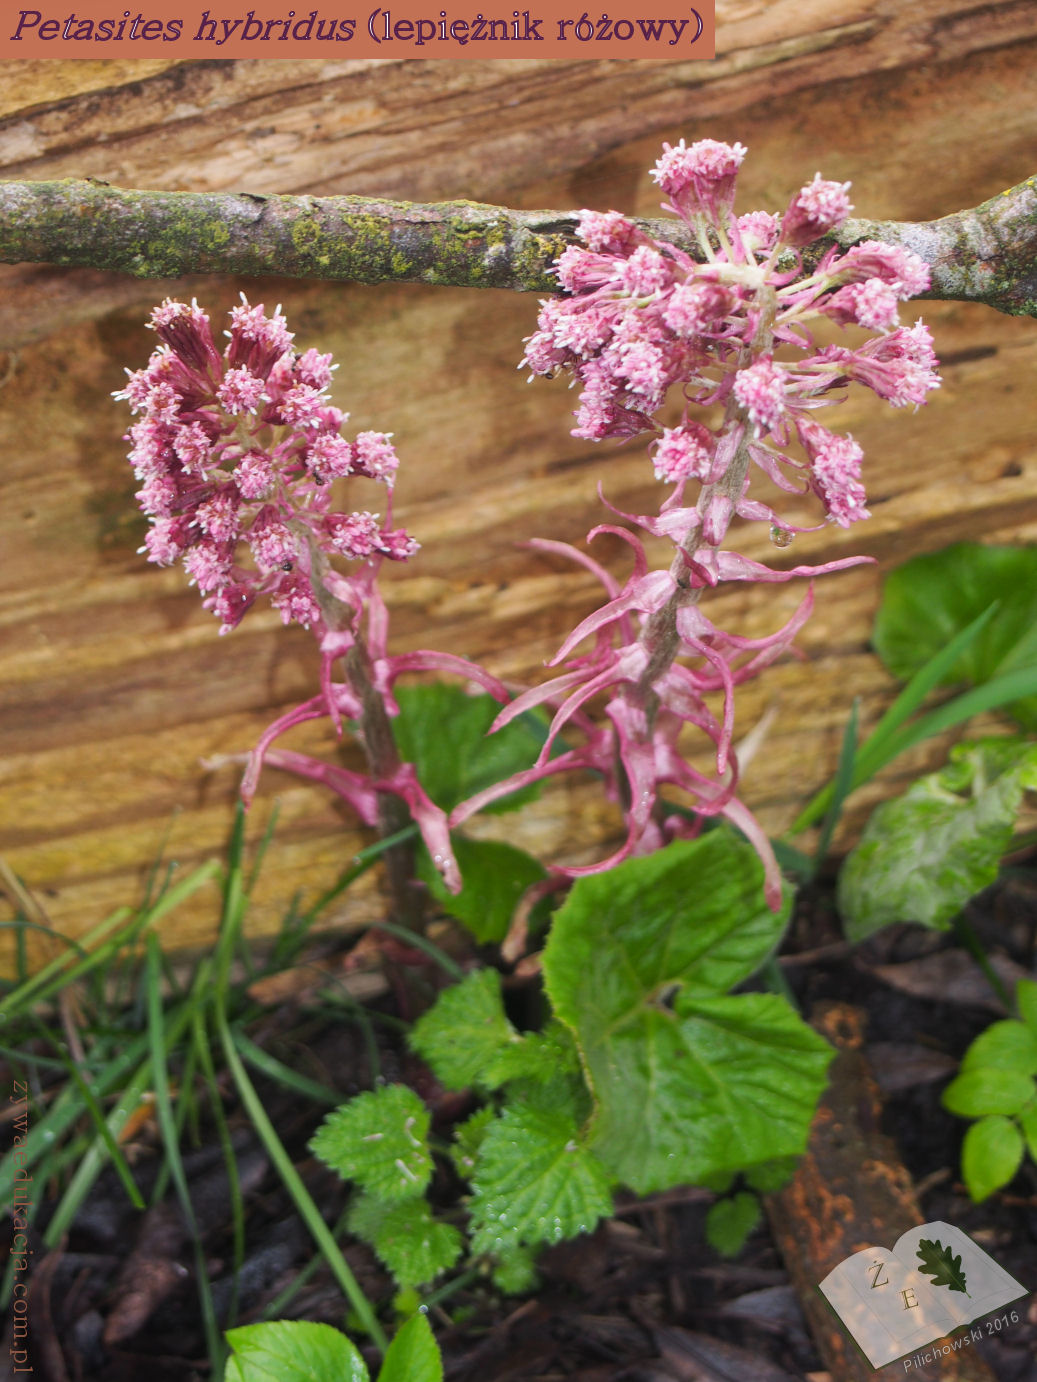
[1,175,1035,316]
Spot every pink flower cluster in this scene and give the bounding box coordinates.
[117,297,506,895]
[477,141,944,906]
[523,137,939,534]
[115,296,418,634]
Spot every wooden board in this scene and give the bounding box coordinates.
[1,15,1036,966]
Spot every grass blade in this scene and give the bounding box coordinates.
[216,1009,388,1352]
[145,935,224,1373]
[810,698,860,873]
[63,1060,146,1211]
[791,603,1009,833]
[233,1029,342,1106]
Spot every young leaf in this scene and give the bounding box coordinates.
[1017,978,1037,1035]
[409,968,518,1091]
[310,1085,432,1201]
[490,1241,540,1294]
[417,835,547,944]
[224,1321,368,1382]
[480,1024,583,1088]
[873,543,1037,729]
[542,834,829,1193]
[838,738,1037,941]
[450,1106,497,1180]
[468,1082,613,1256]
[915,1238,970,1295]
[410,972,583,1093]
[960,1018,1037,1077]
[392,686,546,814]
[961,1116,1026,1201]
[377,1313,442,1382]
[347,1194,463,1288]
[744,1157,799,1195]
[942,1068,1036,1118]
[1018,1103,1037,1163]
[705,1192,762,1258]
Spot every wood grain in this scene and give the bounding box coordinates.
[1,18,1036,966]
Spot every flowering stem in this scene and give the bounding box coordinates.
[342,639,426,937]
[634,285,777,716]
[304,544,426,935]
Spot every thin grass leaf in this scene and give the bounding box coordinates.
[145,935,225,1374]
[260,1206,351,1321]
[371,920,464,980]
[0,1040,70,1074]
[63,1060,146,1211]
[864,665,1037,770]
[0,909,133,1019]
[215,1007,388,1353]
[810,698,860,873]
[137,812,181,911]
[5,862,219,1023]
[0,917,89,958]
[860,604,999,758]
[43,1000,195,1248]
[15,918,28,984]
[193,1005,246,1329]
[791,606,1025,833]
[245,802,281,895]
[953,913,1013,1012]
[233,1029,342,1106]
[150,1028,204,1207]
[133,858,223,932]
[0,1037,149,1203]
[301,825,417,926]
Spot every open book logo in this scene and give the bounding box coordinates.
[916,1238,969,1297]
[818,1220,1027,1370]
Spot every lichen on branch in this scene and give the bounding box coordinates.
[0,175,1036,316]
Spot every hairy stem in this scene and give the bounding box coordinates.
[305,542,424,935]
[634,285,778,715]
[342,640,425,936]
[1,177,1036,316]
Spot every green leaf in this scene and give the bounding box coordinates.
[450,1106,497,1180]
[1018,1103,1037,1163]
[409,969,518,1091]
[961,1018,1037,1076]
[224,1321,368,1382]
[838,738,1037,940]
[490,1241,540,1294]
[545,832,792,1017]
[873,543,1037,728]
[481,1023,583,1087]
[310,1085,432,1201]
[392,686,547,814]
[705,1192,761,1258]
[1017,978,1037,1035]
[942,1068,1036,1118]
[468,1084,613,1256]
[377,1313,442,1382]
[417,836,547,944]
[348,1194,463,1288]
[915,1237,970,1294]
[586,991,832,1193]
[542,834,829,1193]
[744,1157,799,1194]
[960,1116,1025,1202]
